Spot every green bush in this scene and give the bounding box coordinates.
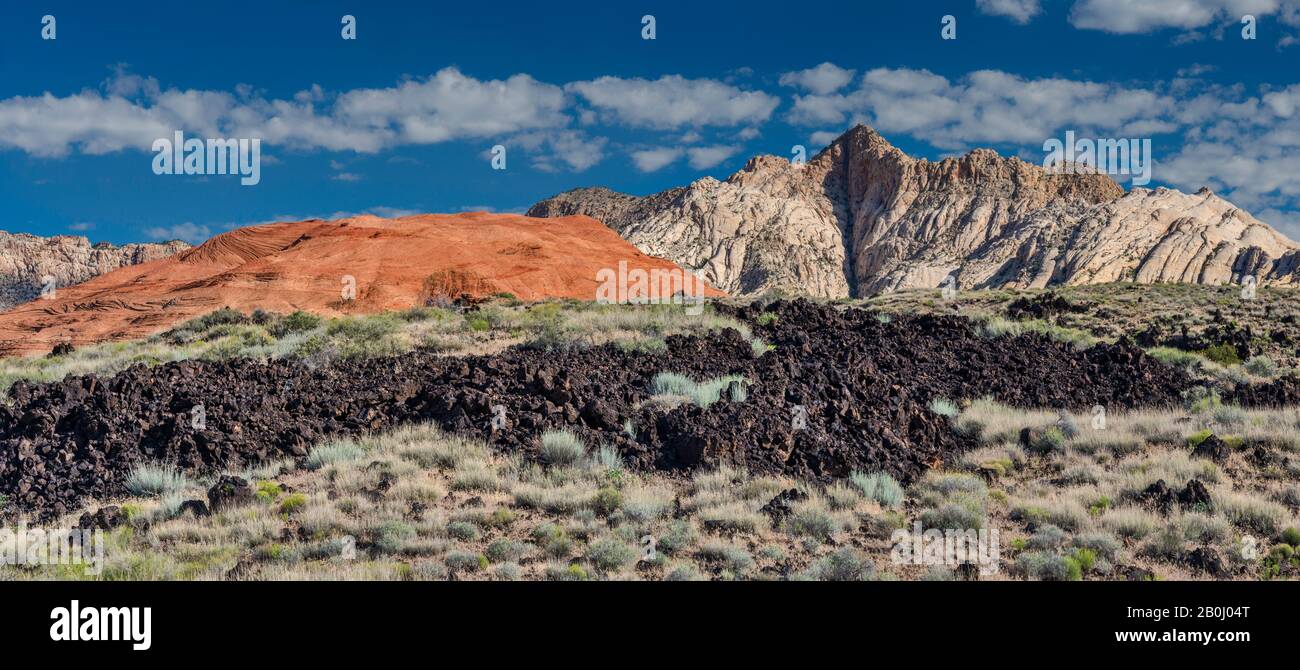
[591,487,623,516]
[586,538,637,572]
[125,463,190,497]
[446,550,488,572]
[928,398,959,418]
[801,547,874,581]
[269,310,322,337]
[373,521,417,554]
[486,539,529,563]
[279,493,307,515]
[447,521,479,541]
[849,471,904,507]
[1245,355,1278,377]
[305,441,366,470]
[1198,343,1242,366]
[539,430,586,466]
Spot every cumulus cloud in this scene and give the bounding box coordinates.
[786,67,1175,150]
[976,0,1044,23]
[1069,0,1294,34]
[567,75,779,129]
[686,145,741,169]
[779,63,857,95]
[630,147,684,172]
[514,130,607,172]
[0,68,574,164]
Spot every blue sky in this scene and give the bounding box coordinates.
[2,0,1299,244]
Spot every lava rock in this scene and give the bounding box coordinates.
[207,475,253,511]
[77,506,125,531]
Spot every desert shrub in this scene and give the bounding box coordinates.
[1142,527,1186,562]
[1199,343,1243,366]
[1147,347,1203,372]
[650,372,748,407]
[929,398,959,418]
[586,538,637,572]
[445,551,488,572]
[254,480,283,502]
[1217,490,1290,535]
[1027,524,1068,551]
[921,503,985,531]
[279,493,307,515]
[1281,527,1300,547]
[373,521,417,554]
[850,471,904,507]
[1025,427,1067,454]
[540,430,586,466]
[801,547,875,581]
[591,487,623,516]
[620,482,673,522]
[1179,512,1232,544]
[269,310,322,338]
[486,539,529,563]
[446,521,479,541]
[786,501,839,541]
[1212,404,1249,427]
[666,563,704,581]
[593,445,624,473]
[1072,532,1123,560]
[699,502,766,534]
[544,562,588,581]
[493,563,522,581]
[824,482,862,510]
[125,463,190,497]
[305,441,366,470]
[1010,499,1086,531]
[656,519,696,555]
[1183,386,1223,414]
[1245,355,1279,377]
[1186,428,1214,449]
[1102,507,1161,540]
[1072,547,1097,573]
[697,541,754,575]
[1016,551,1082,581]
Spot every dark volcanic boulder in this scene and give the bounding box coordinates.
[207,475,254,511]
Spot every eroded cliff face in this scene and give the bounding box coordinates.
[0,232,190,310]
[529,125,1300,297]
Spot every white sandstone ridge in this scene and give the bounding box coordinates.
[0,232,190,310]
[528,125,1300,298]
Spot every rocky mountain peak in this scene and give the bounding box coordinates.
[529,125,1299,297]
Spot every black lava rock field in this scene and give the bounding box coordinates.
[0,300,1217,519]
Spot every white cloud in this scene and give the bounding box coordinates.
[1258,208,1300,242]
[686,145,740,169]
[0,68,574,164]
[567,75,779,129]
[68,222,95,232]
[512,130,607,172]
[331,68,568,145]
[144,222,211,244]
[809,130,841,147]
[779,63,857,95]
[332,172,361,182]
[1069,0,1291,34]
[630,147,684,172]
[976,0,1044,24]
[787,67,1175,150]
